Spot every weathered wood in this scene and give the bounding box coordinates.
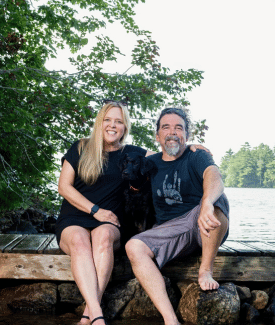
[0,234,23,252]
[43,236,64,255]
[1,235,275,282]
[0,253,73,281]
[242,241,275,256]
[222,240,261,256]
[3,234,28,252]
[163,255,275,282]
[11,234,50,254]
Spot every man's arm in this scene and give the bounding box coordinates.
[198,165,224,238]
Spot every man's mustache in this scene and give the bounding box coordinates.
[165,135,180,143]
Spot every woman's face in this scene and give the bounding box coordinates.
[102,106,126,149]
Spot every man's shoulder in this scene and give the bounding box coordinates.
[147,152,162,162]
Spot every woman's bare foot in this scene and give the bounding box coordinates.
[198,268,219,291]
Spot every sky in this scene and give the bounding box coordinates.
[47,0,275,165]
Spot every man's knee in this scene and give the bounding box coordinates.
[126,239,153,262]
[214,207,229,231]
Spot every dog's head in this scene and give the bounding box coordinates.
[120,152,156,188]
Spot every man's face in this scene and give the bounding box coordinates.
[156,113,187,157]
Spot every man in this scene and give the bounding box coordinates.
[126,107,229,325]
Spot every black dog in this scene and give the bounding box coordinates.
[119,152,156,242]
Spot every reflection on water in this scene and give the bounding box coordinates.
[224,187,275,241]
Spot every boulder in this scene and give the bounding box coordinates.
[250,290,269,310]
[0,283,57,315]
[120,277,178,319]
[236,285,251,302]
[240,302,260,323]
[58,283,84,305]
[177,282,240,325]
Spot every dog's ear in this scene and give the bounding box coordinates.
[140,158,157,176]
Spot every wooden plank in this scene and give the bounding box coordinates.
[162,256,275,282]
[241,241,275,257]
[43,236,64,255]
[0,234,22,252]
[3,235,28,252]
[222,240,261,256]
[11,234,50,254]
[218,244,238,256]
[38,234,55,254]
[0,253,73,281]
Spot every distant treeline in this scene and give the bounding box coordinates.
[220,143,275,188]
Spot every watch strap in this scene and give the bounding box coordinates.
[91,205,100,215]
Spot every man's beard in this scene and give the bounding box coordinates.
[164,136,181,156]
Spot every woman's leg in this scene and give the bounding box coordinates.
[60,226,105,324]
[80,224,120,324]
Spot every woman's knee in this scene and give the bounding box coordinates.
[60,227,91,255]
[92,225,119,253]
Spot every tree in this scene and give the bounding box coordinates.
[220,143,275,188]
[1,0,205,213]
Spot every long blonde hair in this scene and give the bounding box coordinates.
[78,102,131,185]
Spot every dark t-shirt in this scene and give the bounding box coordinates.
[57,141,146,228]
[147,147,216,224]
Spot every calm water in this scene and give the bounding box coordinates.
[0,188,274,324]
[224,187,275,241]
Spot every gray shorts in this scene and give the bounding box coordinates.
[131,193,229,269]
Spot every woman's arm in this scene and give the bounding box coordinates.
[58,160,120,226]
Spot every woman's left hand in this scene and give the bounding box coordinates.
[189,144,212,156]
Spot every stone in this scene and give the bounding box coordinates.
[120,277,178,319]
[0,283,57,315]
[177,282,240,325]
[250,290,269,310]
[58,283,84,305]
[236,285,251,301]
[102,278,138,319]
[240,302,260,323]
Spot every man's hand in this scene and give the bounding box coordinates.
[198,199,221,237]
[189,144,213,155]
[94,208,120,227]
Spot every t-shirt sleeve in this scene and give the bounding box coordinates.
[190,149,216,179]
[61,140,80,173]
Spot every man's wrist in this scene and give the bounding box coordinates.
[90,204,100,215]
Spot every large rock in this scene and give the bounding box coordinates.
[250,290,269,310]
[58,283,84,305]
[120,277,178,319]
[0,283,57,315]
[236,285,251,302]
[240,302,260,323]
[102,278,138,319]
[177,282,240,325]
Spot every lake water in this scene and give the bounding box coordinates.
[0,188,274,324]
[224,187,275,241]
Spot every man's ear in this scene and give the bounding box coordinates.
[156,132,160,143]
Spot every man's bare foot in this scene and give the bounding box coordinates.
[198,269,219,291]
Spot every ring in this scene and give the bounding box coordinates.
[206,219,209,223]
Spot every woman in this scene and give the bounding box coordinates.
[56,101,155,325]
[56,101,206,325]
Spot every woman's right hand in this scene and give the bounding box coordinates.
[94,209,120,227]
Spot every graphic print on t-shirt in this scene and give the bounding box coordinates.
[157,171,183,205]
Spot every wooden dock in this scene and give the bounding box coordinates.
[1,234,275,282]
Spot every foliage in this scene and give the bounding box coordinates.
[220,143,275,188]
[0,0,205,212]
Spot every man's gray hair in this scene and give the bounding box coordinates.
[156,107,190,140]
